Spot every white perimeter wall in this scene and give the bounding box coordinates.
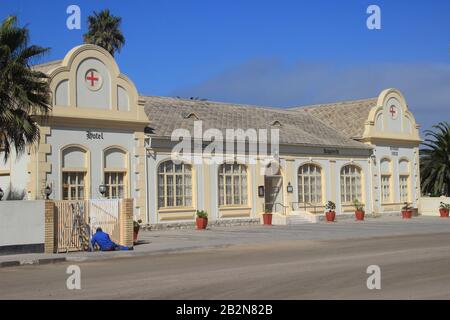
[0,200,45,246]
[420,197,450,216]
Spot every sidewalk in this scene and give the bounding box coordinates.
[2,215,450,268]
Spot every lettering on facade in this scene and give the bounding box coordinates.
[390,147,399,156]
[86,131,104,140]
[323,148,339,155]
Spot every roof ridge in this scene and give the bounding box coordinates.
[139,94,284,110]
[32,59,63,68]
[289,97,378,110]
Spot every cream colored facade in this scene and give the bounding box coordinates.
[0,45,422,224]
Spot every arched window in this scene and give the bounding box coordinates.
[298,164,322,204]
[380,158,392,203]
[340,165,362,204]
[157,160,192,208]
[399,159,410,202]
[103,147,128,199]
[62,146,88,200]
[218,163,248,206]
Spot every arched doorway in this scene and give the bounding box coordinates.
[264,162,284,213]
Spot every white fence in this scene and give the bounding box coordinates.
[419,196,450,216]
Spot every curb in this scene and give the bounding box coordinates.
[0,257,67,268]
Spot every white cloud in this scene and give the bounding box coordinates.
[172,59,450,131]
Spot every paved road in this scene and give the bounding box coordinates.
[2,216,450,265]
[2,231,450,299]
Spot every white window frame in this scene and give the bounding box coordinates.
[157,160,192,209]
[218,163,248,207]
[399,175,409,202]
[62,171,86,200]
[104,170,126,199]
[297,164,322,204]
[381,174,391,203]
[340,165,362,204]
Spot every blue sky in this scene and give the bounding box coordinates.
[1,0,449,132]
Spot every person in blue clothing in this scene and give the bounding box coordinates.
[90,227,132,251]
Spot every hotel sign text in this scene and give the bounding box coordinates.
[86,131,104,140]
[323,148,339,155]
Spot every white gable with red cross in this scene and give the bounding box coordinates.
[365,88,420,142]
[76,58,111,109]
[50,44,143,117]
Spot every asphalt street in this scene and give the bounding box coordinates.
[1,229,450,299]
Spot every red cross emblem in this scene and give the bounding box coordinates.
[389,105,397,119]
[86,71,99,87]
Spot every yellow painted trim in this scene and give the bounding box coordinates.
[47,44,147,126]
[60,144,90,200]
[219,207,251,218]
[26,125,51,199]
[159,210,196,221]
[363,88,421,143]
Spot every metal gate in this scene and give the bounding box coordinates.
[89,199,120,244]
[54,199,120,253]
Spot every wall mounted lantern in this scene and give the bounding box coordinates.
[99,183,107,198]
[45,185,52,200]
[258,186,265,197]
[0,187,4,201]
[287,182,293,194]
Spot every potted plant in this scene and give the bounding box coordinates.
[133,219,142,243]
[353,199,365,221]
[262,208,273,226]
[439,202,450,218]
[401,202,413,219]
[325,201,336,222]
[196,210,208,229]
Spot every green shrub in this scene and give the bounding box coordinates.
[196,210,208,218]
[402,202,413,211]
[439,202,450,210]
[353,199,364,212]
[325,201,336,211]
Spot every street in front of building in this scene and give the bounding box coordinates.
[1,216,450,299]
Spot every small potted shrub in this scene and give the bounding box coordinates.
[196,210,208,229]
[401,202,413,219]
[133,219,142,243]
[439,202,450,218]
[325,201,336,222]
[353,199,365,221]
[262,208,273,225]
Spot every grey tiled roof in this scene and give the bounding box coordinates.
[32,60,373,149]
[289,98,377,139]
[142,96,372,149]
[32,60,62,73]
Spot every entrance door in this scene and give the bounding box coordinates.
[264,176,283,212]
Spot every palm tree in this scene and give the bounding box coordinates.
[420,121,450,196]
[83,9,125,57]
[0,16,51,161]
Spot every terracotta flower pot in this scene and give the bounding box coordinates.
[196,217,208,229]
[402,210,412,219]
[355,210,365,221]
[325,211,336,222]
[439,209,449,218]
[262,213,273,225]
